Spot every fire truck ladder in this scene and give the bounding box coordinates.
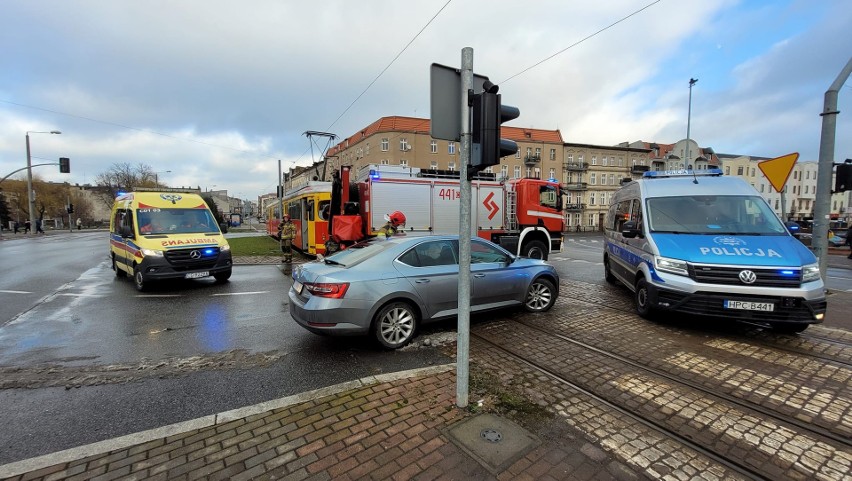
[505,190,518,231]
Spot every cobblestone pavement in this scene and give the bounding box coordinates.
[2,259,851,480]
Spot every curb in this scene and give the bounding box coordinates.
[0,364,455,479]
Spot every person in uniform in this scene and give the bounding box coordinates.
[278,214,296,263]
[377,211,406,238]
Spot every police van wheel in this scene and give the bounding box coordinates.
[522,240,548,260]
[112,255,126,278]
[133,266,148,292]
[634,277,655,319]
[604,256,616,284]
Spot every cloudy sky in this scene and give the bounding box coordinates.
[1,0,850,201]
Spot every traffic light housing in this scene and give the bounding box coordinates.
[835,160,852,193]
[471,83,519,175]
[66,203,74,214]
[59,157,70,173]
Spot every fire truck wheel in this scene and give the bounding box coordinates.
[112,255,126,278]
[372,301,418,349]
[522,240,548,260]
[524,278,556,312]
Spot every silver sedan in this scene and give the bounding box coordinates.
[289,235,559,349]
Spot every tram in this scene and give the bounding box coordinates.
[266,181,332,256]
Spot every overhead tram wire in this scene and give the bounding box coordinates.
[499,0,661,85]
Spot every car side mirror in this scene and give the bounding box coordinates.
[622,220,640,239]
[219,222,229,234]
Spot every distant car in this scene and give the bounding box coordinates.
[829,234,846,247]
[289,235,559,349]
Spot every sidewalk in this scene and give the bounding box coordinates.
[0,365,634,481]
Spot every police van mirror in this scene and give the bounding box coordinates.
[622,220,640,239]
[219,222,229,234]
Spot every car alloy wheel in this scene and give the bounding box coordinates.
[373,302,417,349]
[524,278,555,312]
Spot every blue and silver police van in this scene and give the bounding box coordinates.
[603,168,826,333]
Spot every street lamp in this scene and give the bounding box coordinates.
[154,170,171,187]
[25,130,61,232]
[686,78,698,165]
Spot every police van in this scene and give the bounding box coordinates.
[603,168,826,333]
[110,189,232,291]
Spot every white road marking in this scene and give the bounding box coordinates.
[210,291,270,296]
[0,290,32,294]
[135,294,184,298]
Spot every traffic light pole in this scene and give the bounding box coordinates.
[456,47,473,409]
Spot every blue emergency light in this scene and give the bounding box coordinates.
[643,167,723,179]
[203,248,215,256]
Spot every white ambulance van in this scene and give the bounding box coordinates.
[110,190,232,291]
[603,168,826,333]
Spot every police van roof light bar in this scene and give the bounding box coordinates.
[643,167,723,179]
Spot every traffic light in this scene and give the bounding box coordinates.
[66,203,74,214]
[835,160,852,193]
[471,82,519,175]
[59,157,70,173]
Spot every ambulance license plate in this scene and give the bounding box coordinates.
[185,271,209,279]
[293,281,303,295]
[724,300,774,312]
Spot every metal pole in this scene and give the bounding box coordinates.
[278,159,283,252]
[25,133,36,233]
[813,56,852,278]
[457,47,473,408]
[686,78,697,167]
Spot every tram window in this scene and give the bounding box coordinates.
[307,200,314,221]
[319,200,330,220]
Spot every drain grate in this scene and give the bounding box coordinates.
[480,429,503,443]
[447,414,540,475]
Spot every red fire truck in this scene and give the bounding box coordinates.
[326,164,565,260]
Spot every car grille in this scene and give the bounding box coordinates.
[687,263,801,288]
[164,247,220,271]
[656,290,824,322]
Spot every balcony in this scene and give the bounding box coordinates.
[631,165,649,174]
[563,182,588,191]
[524,154,541,165]
[563,162,588,171]
[564,203,586,212]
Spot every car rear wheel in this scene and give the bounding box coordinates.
[133,265,148,292]
[372,302,418,349]
[635,277,655,319]
[524,278,556,312]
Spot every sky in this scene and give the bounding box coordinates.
[1,0,850,201]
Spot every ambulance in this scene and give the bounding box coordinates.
[603,168,826,333]
[110,189,232,291]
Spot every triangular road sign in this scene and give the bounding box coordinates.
[758,153,798,193]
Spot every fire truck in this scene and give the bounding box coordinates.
[326,164,565,259]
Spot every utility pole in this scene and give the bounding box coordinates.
[457,47,473,408]
[686,78,698,166]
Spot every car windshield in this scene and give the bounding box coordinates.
[137,208,217,235]
[646,195,787,235]
[324,238,395,267]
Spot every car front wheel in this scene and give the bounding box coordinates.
[134,265,148,292]
[524,278,556,312]
[372,302,418,349]
[214,269,232,283]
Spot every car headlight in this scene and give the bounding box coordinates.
[654,256,688,276]
[141,248,164,257]
[221,244,231,251]
[802,263,821,282]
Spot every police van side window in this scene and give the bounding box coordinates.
[614,200,632,231]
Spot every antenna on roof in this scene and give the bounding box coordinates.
[691,165,698,184]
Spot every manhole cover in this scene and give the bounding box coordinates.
[480,429,502,443]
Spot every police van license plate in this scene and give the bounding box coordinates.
[185,271,209,279]
[724,300,774,311]
[293,280,303,295]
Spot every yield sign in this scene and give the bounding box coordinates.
[758,152,799,193]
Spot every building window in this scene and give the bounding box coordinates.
[589,193,595,205]
[567,154,573,163]
[400,138,409,151]
[535,148,541,159]
[609,174,615,185]
[380,159,389,165]
[602,156,608,166]
[448,142,456,155]
[550,148,556,160]
[501,165,508,179]
[600,175,606,186]
[590,173,596,185]
[725,166,730,175]
[400,159,408,168]
[578,155,584,164]
[381,138,389,151]
[485,166,493,173]
[513,166,521,178]
[591,156,597,166]
[515,149,521,159]
[365,143,370,155]
[737,166,744,175]
[760,184,765,193]
[526,167,532,177]
[430,140,437,154]
[549,168,555,180]
[448,162,456,171]
[588,214,595,226]
[430,160,438,169]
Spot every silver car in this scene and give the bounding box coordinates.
[289,235,559,349]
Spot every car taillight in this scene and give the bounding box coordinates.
[304,282,349,298]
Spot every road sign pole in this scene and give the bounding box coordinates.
[456,47,473,409]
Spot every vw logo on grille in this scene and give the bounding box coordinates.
[189,250,201,259]
[738,270,757,284]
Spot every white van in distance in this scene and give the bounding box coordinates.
[603,168,826,333]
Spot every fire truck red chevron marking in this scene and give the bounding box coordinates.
[484,192,499,220]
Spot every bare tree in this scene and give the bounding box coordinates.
[93,162,156,209]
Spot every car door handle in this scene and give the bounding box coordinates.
[415,279,430,284]
[473,274,486,278]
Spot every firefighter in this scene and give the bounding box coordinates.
[377,211,406,238]
[278,214,296,263]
